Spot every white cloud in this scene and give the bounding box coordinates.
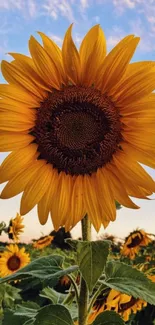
[93,15,100,23]
[42,0,75,22]
[27,0,37,18]
[106,26,125,50]
[129,17,155,52]
[49,34,63,47]
[0,0,23,10]
[74,33,82,46]
[80,0,89,9]
[0,0,37,18]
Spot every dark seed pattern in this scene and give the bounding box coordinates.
[32,86,122,175]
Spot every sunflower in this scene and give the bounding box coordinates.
[0,25,155,231]
[121,229,152,259]
[106,289,147,322]
[8,212,24,242]
[60,275,71,287]
[0,244,30,277]
[88,292,107,324]
[33,235,54,249]
[54,275,71,293]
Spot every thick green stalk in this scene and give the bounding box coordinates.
[78,215,91,325]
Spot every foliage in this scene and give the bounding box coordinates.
[0,228,155,325]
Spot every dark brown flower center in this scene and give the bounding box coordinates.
[127,233,143,248]
[32,86,121,175]
[118,297,138,312]
[7,254,21,271]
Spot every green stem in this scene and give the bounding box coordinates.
[68,274,79,304]
[81,215,91,241]
[78,215,91,325]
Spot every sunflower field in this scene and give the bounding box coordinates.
[0,214,155,325]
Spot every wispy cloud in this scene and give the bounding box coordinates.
[49,34,63,46]
[80,0,90,10]
[106,25,126,50]
[0,0,37,18]
[129,17,155,53]
[0,0,23,10]
[42,0,75,22]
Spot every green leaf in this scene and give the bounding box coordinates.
[34,304,74,325]
[102,261,155,305]
[2,302,39,325]
[0,255,78,288]
[40,287,66,304]
[0,255,63,284]
[77,240,110,292]
[14,303,39,318]
[23,320,35,325]
[93,310,125,325]
[0,283,21,309]
[2,308,28,325]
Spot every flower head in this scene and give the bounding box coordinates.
[106,289,147,322]
[8,213,24,242]
[0,25,155,231]
[0,244,30,277]
[121,229,152,259]
[33,235,54,249]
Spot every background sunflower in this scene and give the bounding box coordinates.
[121,229,152,259]
[8,213,24,242]
[33,235,54,249]
[0,244,30,277]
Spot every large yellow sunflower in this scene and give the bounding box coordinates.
[8,212,24,242]
[121,229,152,259]
[33,235,54,249]
[105,289,147,322]
[0,244,30,277]
[0,25,155,231]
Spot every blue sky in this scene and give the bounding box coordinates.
[0,0,155,242]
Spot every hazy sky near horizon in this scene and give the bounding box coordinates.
[0,0,155,242]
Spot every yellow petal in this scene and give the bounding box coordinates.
[9,53,50,91]
[100,36,140,93]
[121,142,155,169]
[79,25,106,86]
[20,163,52,215]
[0,143,38,183]
[0,98,36,115]
[0,111,35,132]
[122,130,155,151]
[51,172,72,231]
[1,160,45,199]
[70,175,86,228]
[96,35,134,88]
[95,169,116,221]
[83,174,101,231]
[113,151,155,192]
[122,61,155,79]
[126,184,152,198]
[62,24,80,85]
[0,84,39,106]
[38,32,67,84]
[1,60,44,99]
[114,69,155,105]
[37,168,59,225]
[0,132,34,151]
[110,61,155,98]
[105,165,139,209]
[29,36,61,90]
